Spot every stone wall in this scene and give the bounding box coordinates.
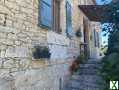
[0,0,81,90]
[0,0,100,89]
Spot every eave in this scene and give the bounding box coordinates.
[78,4,119,23]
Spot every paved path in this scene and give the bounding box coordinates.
[64,59,103,90]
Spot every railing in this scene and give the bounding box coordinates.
[80,43,89,59]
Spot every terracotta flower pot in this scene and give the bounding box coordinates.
[69,60,80,74]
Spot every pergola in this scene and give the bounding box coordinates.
[78,2,119,23]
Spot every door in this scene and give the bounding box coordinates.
[83,18,90,59]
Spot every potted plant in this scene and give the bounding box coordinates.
[75,27,82,38]
[69,54,85,74]
[32,46,51,60]
[69,59,80,75]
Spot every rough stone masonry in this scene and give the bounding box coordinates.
[0,0,81,90]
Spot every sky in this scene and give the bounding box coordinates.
[96,0,112,5]
[96,0,112,46]
[96,0,105,5]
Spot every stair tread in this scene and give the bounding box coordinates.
[64,60,102,90]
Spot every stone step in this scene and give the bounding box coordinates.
[80,64,101,68]
[71,75,102,82]
[66,83,101,90]
[65,75,102,89]
[78,68,98,75]
[67,85,101,90]
[80,63,101,68]
[64,59,102,90]
[87,59,102,63]
[79,63,101,75]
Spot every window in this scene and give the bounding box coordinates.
[66,1,73,37]
[96,32,100,48]
[94,29,97,47]
[38,0,52,29]
[94,29,100,47]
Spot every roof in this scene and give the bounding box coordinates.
[78,4,119,23]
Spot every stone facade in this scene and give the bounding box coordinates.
[0,0,100,90]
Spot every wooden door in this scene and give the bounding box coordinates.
[83,18,90,59]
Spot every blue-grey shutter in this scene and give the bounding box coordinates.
[38,0,52,28]
[66,1,73,37]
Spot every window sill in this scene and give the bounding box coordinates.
[38,23,52,30]
[31,59,51,68]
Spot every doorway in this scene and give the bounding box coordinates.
[83,18,90,59]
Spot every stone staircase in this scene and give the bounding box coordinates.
[63,59,103,90]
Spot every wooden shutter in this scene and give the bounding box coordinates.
[53,0,61,33]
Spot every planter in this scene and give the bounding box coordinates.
[32,46,51,60]
[75,27,82,38]
[69,60,80,75]
[69,54,85,74]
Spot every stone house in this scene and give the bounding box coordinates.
[0,0,101,90]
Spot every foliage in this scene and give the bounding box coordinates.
[101,53,119,80]
[33,46,51,59]
[76,54,86,63]
[101,45,108,55]
[107,28,119,54]
[99,53,119,90]
[99,1,119,90]
[75,28,82,38]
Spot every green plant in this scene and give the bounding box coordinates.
[90,35,93,40]
[75,28,82,37]
[99,53,119,90]
[76,54,86,63]
[98,1,119,89]
[33,46,51,59]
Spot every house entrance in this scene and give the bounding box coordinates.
[83,18,90,59]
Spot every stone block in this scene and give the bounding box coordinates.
[49,44,68,59]
[5,46,29,57]
[4,60,15,68]
[0,78,13,90]
[0,26,17,33]
[7,33,17,40]
[0,45,7,50]
[0,39,14,45]
[0,32,6,38]
[14,40,21,46]
[0,50,6,58]
[47,31,69,46]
